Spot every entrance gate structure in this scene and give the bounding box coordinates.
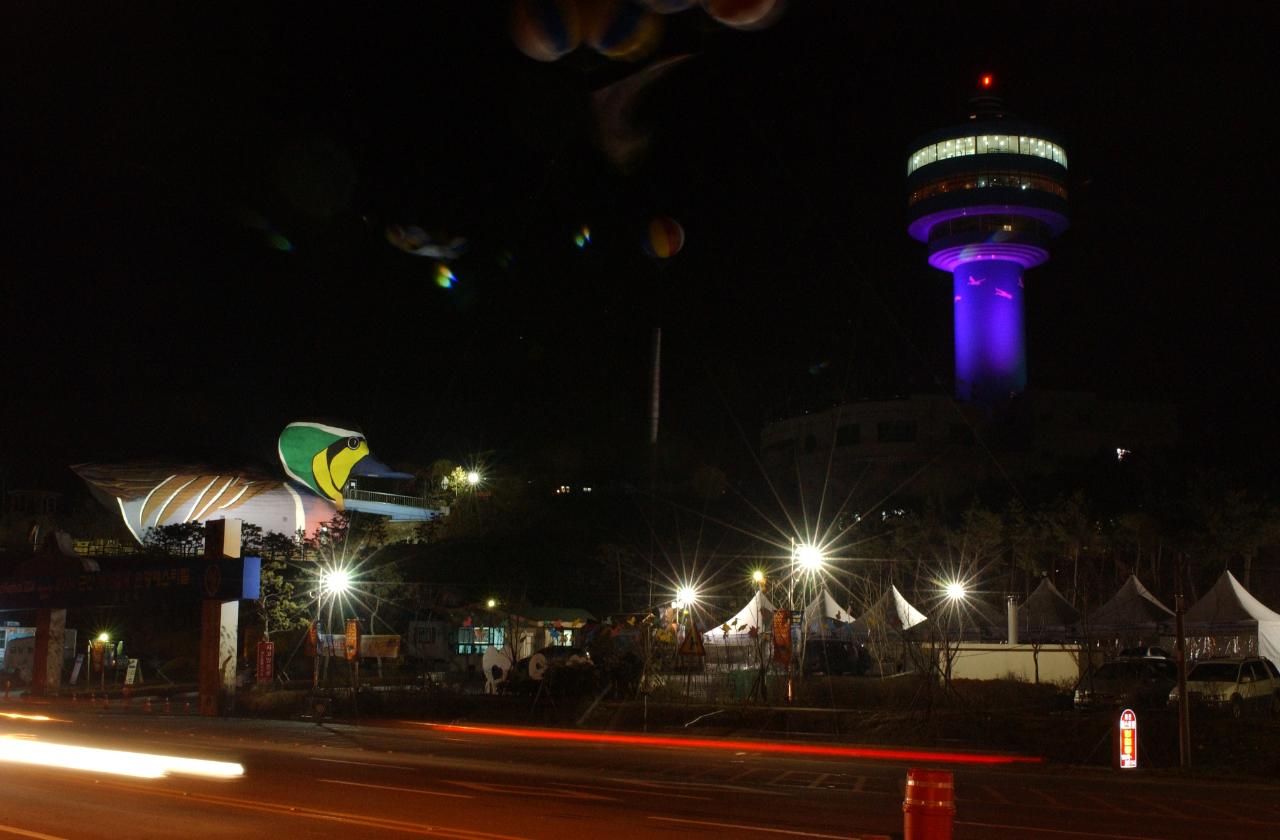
[0,519,259,716]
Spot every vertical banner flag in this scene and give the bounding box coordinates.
[345,619,360,662]
[772,609,791,665]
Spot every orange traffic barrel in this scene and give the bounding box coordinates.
[903,767,955,840]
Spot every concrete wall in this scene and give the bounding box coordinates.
[943,642,1083,684]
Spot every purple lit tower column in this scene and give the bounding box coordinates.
[905,77,1069,405]
[933,238,1050,403]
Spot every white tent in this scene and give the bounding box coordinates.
[802,588,855,634]
[1184,571,1280,663]
[704,590,775,645]
[1017,578,1080,641]
[1083,575,1173,636]
[856,585,927,633]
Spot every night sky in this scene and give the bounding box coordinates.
[4,2,1277,494]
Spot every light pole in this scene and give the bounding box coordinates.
[941,581,968,690]
[312,568,352,691]
[789,542,825,701]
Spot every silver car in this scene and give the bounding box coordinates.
[1168,657,1280,719]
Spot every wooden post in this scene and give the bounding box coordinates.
[31,608,67,696]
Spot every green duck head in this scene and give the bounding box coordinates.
[278,421,410,506]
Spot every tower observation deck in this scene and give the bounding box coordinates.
[907,76,1068,405]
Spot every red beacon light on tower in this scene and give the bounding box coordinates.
[980,73,994,89]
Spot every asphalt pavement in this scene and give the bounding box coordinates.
[1,700,1277,839]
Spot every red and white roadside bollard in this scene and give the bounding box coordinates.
[903,767,955,840]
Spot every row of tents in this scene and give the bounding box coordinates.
[702,571,1280,664]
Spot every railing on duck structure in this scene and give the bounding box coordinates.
[344,488,431,509]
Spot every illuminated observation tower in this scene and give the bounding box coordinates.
[906,75,1068,404]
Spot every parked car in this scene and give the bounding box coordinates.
[1168,657,1280,719]
[1074,658,1177,710]
[1118,646,1172,660]
[801,640,867,676]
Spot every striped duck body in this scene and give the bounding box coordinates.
[73,421,409,543]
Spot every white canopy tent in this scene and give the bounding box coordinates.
[1184,571,1280,663]
[802,588,856,635]
[1017,578,1080,641]
[704,590,775,645]
[855,585,927,634]
[1083,575,1173,637]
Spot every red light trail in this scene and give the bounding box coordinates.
[418,723,1042,766]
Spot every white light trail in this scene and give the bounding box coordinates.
[0,735,244,779]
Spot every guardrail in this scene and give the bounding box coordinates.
[344,488,430,508]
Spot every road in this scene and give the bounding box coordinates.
[1,702,1276,839]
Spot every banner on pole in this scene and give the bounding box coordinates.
[256,641,275,684]
[345,619,360,662]
[772,609,791,665]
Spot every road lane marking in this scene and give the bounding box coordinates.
[606,777,787,796]
[648,816,871,838]
[443,780,615,801]
[955,821,1168,839]
[0,825,69,840]
[978,784,1011,805]
[1025,787,1068,808]
[309,756,412,769]
[549,781,709,800]
[318,779,474,799]
[1135,798,1193,820]
[1073,791,1130,814]
[91,779,526,839]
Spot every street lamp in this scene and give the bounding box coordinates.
[486,598,497,609]
[97,632,110,643]
[793,543,824,573]
[313,566,353,692]
[466,470,482,486]
[945,581,967,601]
[674,585,698,610]
[787,542,827,701]
[320,569,351,596]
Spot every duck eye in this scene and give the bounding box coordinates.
[347,436,362,450]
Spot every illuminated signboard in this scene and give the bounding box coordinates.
[1118,708,1138,769]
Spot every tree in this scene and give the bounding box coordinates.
[143,522,205,556]
[240,523,264,555]
[255,533,309,641]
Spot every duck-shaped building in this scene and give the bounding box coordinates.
[72,421,442,543]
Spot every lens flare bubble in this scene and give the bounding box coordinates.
[584,1,663,62]
[435,263,456,289]
[510,0,582,62]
